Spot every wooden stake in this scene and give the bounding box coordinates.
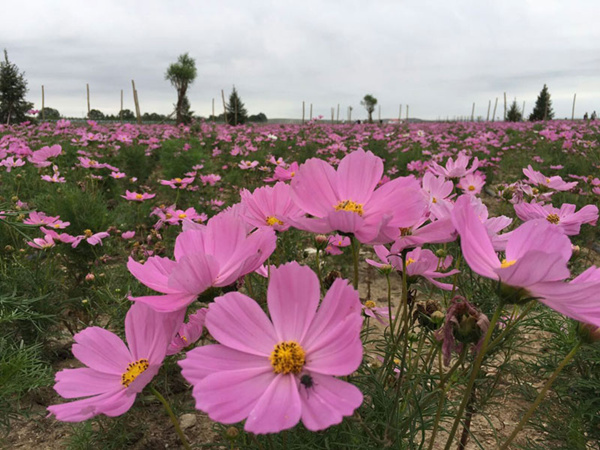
[492,97,498,122]
[331,107,334,123]
[309,103,313,120]
[336,104,340,123]
[522,101,526,120]
[131,80,141,124]
[41,85,45,121]
[302,101,305,124]
[406,105,409,122]
[349,106,352,122]
[471,102,475,122]
[571,93,576,120]
[222,90,228,124]
[212,98,215,121]
[86,83,90,117]
[503,92,507,121]
[399,104,402,121]
[486,100,491,121]
[120,89,123,122]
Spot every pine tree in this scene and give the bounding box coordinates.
[529,84,554,121]
[226,86,248,125]
[0,50,33,125]
[361,94,377,123]
[506,100,523,122]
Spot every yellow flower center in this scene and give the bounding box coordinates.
[432,197,437,203]
[468,185,475,191]
[53,223,61,228]
[121,359,149,387]
[174,178,182,183]
[399,227,412,236]
[269,341,305,374]
[406,258,416,266]
[546,213,560,224]
[290,171,296,177]
[365,300,377,309]
[165,213,173,219]
[178,213,187,219]
[84,229,93,238]
[501,259,516,268]
[90,160,97,165]
[545,178,551,183]
[266,216,284,227]
[335,200,364,216]
[135,194,143,199]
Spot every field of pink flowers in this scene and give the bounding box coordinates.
[1,119,600,449]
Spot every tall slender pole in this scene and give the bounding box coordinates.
[336,104,340,123]
[120,89,123,122]
[309,103,313,120]
[399,104,402,122]
[503,92,507,121]
[571,93,577,120]
[86,83,91,117]
[406,105,409,122]
[131,80,141,124]
[302,101,305,124]
[349,106,352,122]
[471,102,475,122]
[486,100,491,121]
[522,101,526,120]
[41,85,45,121]
[221,90,228,124]
[212,98,215,120]
[331,107,334,123]
[492,97,498,122]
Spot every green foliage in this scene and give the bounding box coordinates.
[506,100,523,122]
[38,107,61,120]
[529,84,554,121]
[226,86,248,125]
[165,53,197,124]
[88,109,105,120]
[361,94,378,123]
[0,49,33,125]
[249,112,268,123]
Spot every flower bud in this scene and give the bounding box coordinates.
[225,427,239,439]
[85,273,95,282]
[435,248,447,258]
[577,322,600,344]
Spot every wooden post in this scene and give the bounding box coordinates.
[522,101,526,120]
[348,106,352,122]
[131,80,141,124]
[492,97,498,122]
[331,107,334,123]
[212,98,215,121]
[406,105,409,122]
[302,101,305,124]
[486,100,491,121]
[309,103,313,120]
[503,92,507,121]
[399,104,402,121]
[120,89,123,122]
[41,85,45,121]
[86,83,91,117]
[336,104,340,123]
[221,90,228,124]
[571,93,576,120]
[471,102,475,121]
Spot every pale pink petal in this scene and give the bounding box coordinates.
[127,256,179,294]
[128,292,199,312]
[48,389,135,422]
[291,158,339,216]
[335,149,382,204]
[496,251,570,287]
[54,368,121,399]
[72,327,131,375]
[179,344,268,381]
[504,219,571,263]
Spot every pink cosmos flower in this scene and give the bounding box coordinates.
[28,144,62,167]
[77,156,105,169]
[390,216,456,253]
[71,230,110,248]
[1,157,25,172]
[513,202,598,236]
[265,161,299,183]
[128,208,276,312]
[421,172,454,218]
[121,190,156,202]
[41,170,66,183]
[28,234,56,249]
[24,211,60,226]
[110,171,127,179]
[121,230,136,240]
[179,262,363,433]
[40,227,78,245]
[200,174,221,186]
[167,308,207,355]
[47,302,182,422]
[452,195,600,327]
[362,300,393,325]
[290,150,427,244]
[159,177,195,189]
[239,160,259,170]
[458,171,486,195]
[367,246,459,290]
[428,152,479,179]
[325,234,351,255]
[240,182,305,232]
[523,165,578,191]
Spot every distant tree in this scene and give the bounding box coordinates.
[38,107,60,120]
[0,49,33,125]
[226,86,248,125]
[120,109,136,121]
[179,95,194,124]
[249,112,268,123]
[506,100,523,122]
[88,109,105,120]
[529,84,554,121]
[142,112,167,122]
[165,53,197,124]
[361,94,377,123]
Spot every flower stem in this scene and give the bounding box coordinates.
[315,247,322,283]
[150,386,192,450]
[350,236,360,289]
[442,301,504,450]
[499,341,582,450]
[385,272,393,343]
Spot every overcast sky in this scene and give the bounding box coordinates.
[2,0,600,120]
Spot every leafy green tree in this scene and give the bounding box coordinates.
[361,94,377,123]
[529,84,554,121]
[165,53,197,124]
[38,107,60,120]
[120,109,136,121]
[0,50,33,125]
[249,112,267,123]
[226,86,248,125]
[506,100,523,122]
[88,109,105,120]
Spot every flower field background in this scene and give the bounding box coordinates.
[1,118,600,449]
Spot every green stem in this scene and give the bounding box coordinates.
[487,301,535,353]
[150,386,191,450]
[315,248,322,283]
[443,302,504,450]
[499,341,582,450]
[385,272,393,343]
[350,236,360,289]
